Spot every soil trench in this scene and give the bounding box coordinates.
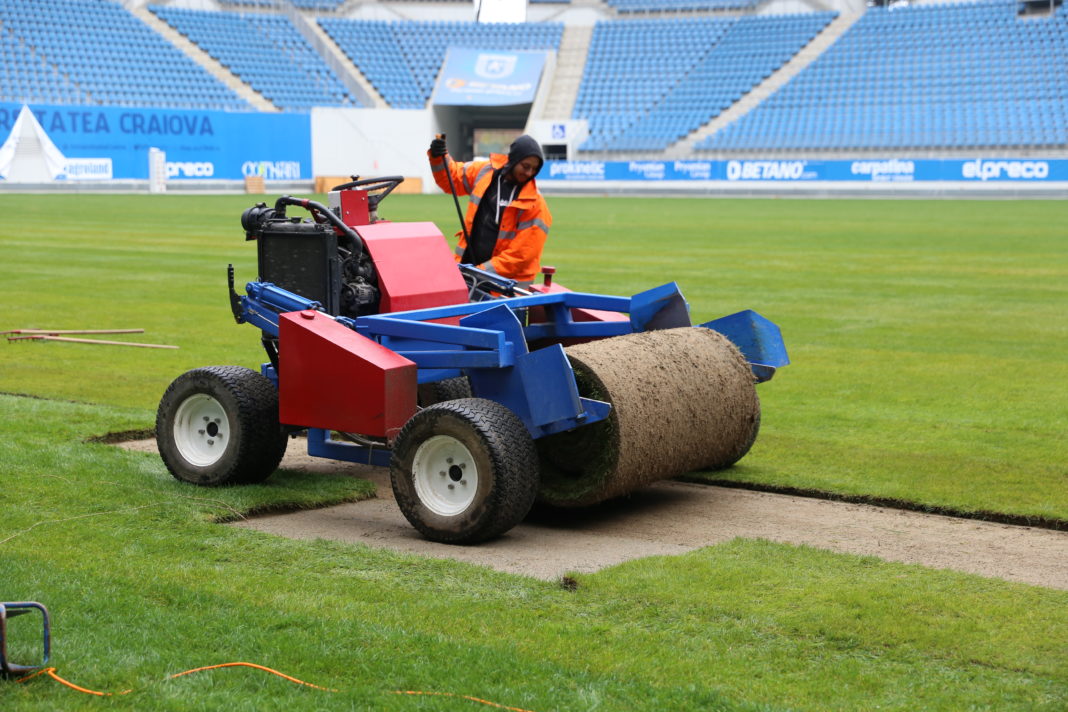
[122,440,1068,589]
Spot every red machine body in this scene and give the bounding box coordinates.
[329,184,467,315]
[273,185,466,438]
[335,187,370,226]
[357,221,469,314]
[278,309,417,438]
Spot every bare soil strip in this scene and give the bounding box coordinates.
[121,440,1068,589]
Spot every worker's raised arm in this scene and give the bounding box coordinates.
[428,137,482,197]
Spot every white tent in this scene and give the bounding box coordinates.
[0,105,67,182]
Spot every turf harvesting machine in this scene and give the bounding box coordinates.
[156,176,789,544]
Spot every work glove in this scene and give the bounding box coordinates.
[429,137,447,157]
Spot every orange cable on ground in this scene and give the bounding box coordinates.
[167,662,337,691]
[393,690,537,712]
[15,667,131,696]
[14,662,333,696]
[15,663,539,710]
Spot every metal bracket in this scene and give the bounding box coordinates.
[227,265,245,324]
[629,282,691,331]
[701,310,790,383]
[0,602,50,677]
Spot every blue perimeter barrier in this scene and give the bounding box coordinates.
[543,158,1068,183]
[3,101,1064,186]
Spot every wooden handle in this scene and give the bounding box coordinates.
[11,335,178,349]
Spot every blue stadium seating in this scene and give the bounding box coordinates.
[0,23,79,106]
[574,13,836,152]
[606,0,758,12]
[0,0,247,110]
[150,6,361,112]
[319,19,563,109]
[573,19,733,151]
[0,0,1064,154]
[219,0,347,8]
[217,0,277,7]
[698,0,1068,151]
[288,0,348,8]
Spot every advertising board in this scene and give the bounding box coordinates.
[0,103,311,181]
[542,159,1068,183]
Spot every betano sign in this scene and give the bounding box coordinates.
[0,103,310,181]
[544,159,1068,183]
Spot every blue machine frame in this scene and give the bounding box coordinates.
[235,278,789,467]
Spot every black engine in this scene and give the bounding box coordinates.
[238,178,406,319]
[242,204,380,318]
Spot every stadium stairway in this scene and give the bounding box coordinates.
[130,4,275,112]
[538,23,594,121]
[286,8,386,109]
[668,9,863,158]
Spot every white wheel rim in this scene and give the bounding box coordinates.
[411,435,479,517]
[172,393,230,467]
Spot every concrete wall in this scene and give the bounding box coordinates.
[311,107,436,190]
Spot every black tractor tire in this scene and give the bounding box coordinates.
[156,366,287,486]
[390,398,539,544]
[417,376,472,407]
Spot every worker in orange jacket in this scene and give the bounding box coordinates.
[428,134,551,286]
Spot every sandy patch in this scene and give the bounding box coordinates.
[121,439,1068,588]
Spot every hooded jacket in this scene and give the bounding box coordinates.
[429,136,551,285]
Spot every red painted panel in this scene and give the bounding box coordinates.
[356,222,469,313]
[337,189,370,227]
[278,310,417,438]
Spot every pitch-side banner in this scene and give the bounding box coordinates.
[542,159,1068,182]
[432,48,545,106]
[0,102,311,180]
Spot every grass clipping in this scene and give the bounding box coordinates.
[537,327,760,507]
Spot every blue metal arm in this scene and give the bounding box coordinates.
[239,281,322,337]
[235,280,611,439]
[235,279,789,441]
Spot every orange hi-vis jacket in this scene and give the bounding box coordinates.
[429,151,552,285]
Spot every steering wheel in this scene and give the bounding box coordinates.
[329,175,405,209]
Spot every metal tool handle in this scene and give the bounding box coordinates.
[437,133,470,244]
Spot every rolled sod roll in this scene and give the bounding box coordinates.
[536,327,760,507]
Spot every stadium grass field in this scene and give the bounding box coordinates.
[1,193,1066,710]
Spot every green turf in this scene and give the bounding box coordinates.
[1,194,1064,522]
[1,394,1065,711]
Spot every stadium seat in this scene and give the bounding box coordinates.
[573,13,836,152]
[0,0,248,110]
[149,6,361,112]
[698,0,1068,151]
